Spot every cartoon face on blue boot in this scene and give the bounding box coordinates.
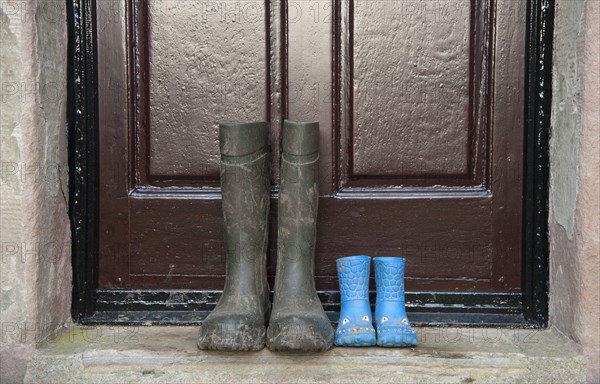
[374,257,418,347]
[335,256,376,347]
[336,306,376,347]
[375,310,418,347]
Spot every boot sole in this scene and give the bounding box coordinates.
[198,322,266,351]
[266,317,334,352]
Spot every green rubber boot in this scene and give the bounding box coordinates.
[198,122,271,351]
[266,121,334,352]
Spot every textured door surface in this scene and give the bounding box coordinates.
[98,0,525,293]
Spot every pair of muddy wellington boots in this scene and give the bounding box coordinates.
[335,256,418,347]
[197,120,334,352]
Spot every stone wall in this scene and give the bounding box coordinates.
[550,0,600,382]
[0,1,71,383]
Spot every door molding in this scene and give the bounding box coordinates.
[68,0,552,326]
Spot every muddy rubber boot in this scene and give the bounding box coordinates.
[335,256,376,347]
[266,121,334,352]
[374,257,418,347]
[198,122,271,351]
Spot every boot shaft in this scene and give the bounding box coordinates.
[374,257,406,304]
[220,121,270,158]
[336,255,371,303]
[275,121,320,297]
[219,122,270,298]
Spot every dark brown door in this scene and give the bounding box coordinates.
[97,0,525,294]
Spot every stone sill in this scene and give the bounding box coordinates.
[25,326,586,383]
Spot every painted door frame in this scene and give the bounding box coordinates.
[68,0,553,327]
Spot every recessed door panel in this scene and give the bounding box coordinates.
[146,0,269,182]
[353,1,472,180]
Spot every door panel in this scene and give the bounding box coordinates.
[339,0,490,189]
[146,0,269,182]
[99,0,277,288]
[98,0,525,294]
[138,0,272,186]
[352,1,472,180]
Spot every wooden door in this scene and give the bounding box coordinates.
[97,0,525,296]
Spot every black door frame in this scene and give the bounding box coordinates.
[68,0,553,327]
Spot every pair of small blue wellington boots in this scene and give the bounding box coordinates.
[335,256,418,347]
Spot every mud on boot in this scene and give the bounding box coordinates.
[266,121,334,352]
[198,122,271,351]
[374,257,418,347]
[335,256,376,347]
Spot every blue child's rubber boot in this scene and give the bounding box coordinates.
[374,257,418,347]
[335,256,376,347]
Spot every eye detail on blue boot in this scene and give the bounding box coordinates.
[374,257,418,348]
[335,256,376,347]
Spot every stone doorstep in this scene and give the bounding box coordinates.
[24,326,587,384]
